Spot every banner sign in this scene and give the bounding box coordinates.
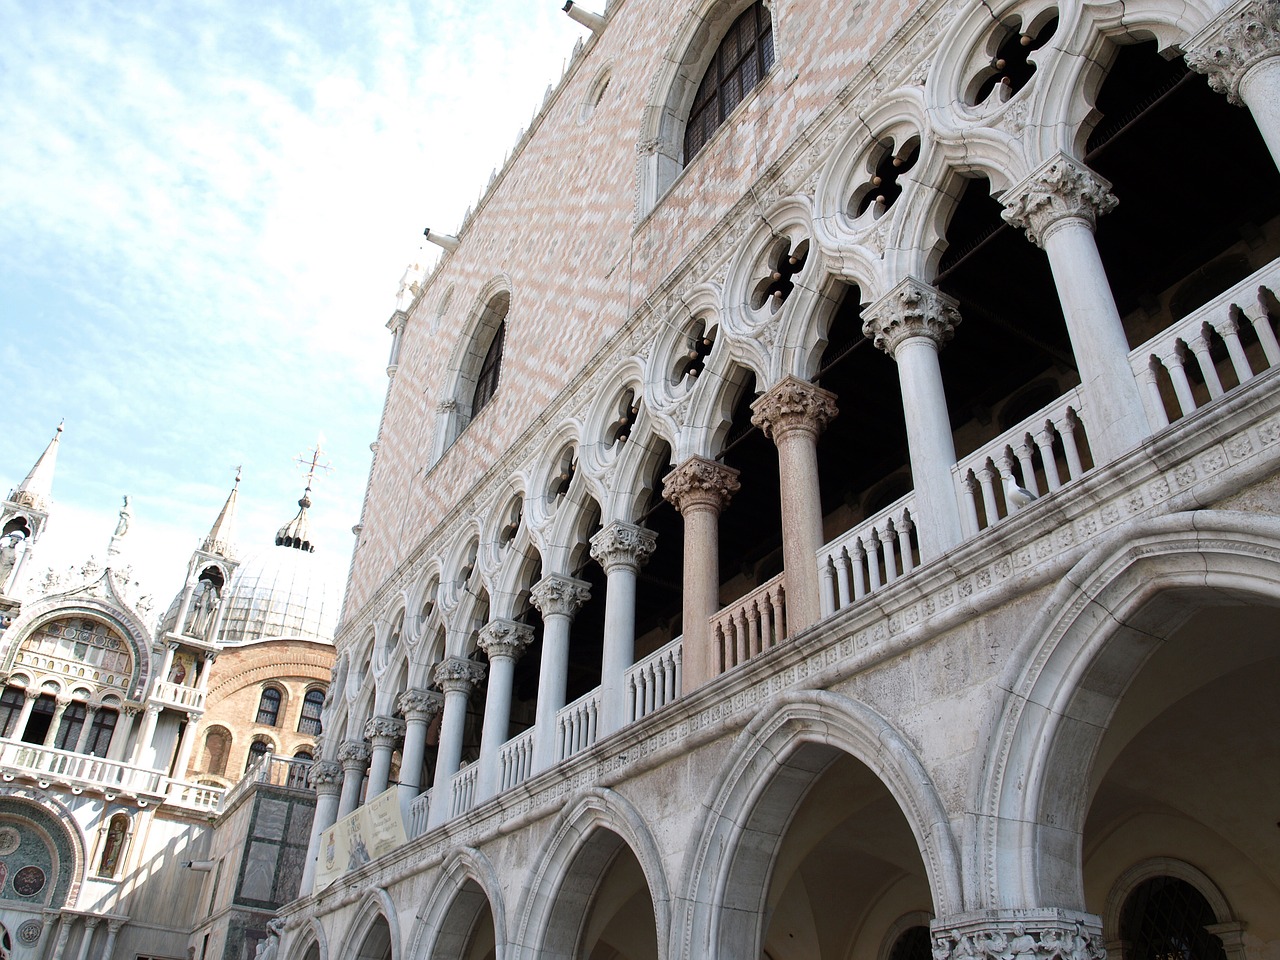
[314,787,407,890]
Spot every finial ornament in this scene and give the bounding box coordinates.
[1185,0,1280,105]
[1000,153,1118,247]
[862,277,962,356]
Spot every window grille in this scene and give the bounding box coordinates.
[1121,876,1227,960]
[684,1,774,163]
[298,688,325,735]
[256,687,282,726]
[472,320,506,417]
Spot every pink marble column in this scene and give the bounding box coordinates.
[662,456,740,691]
[750,376,838,632]
[1002,153,1150,460]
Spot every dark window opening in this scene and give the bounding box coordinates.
[298,689,324,735]
[1120,876,1227,960]
[472,320,506,418]
[256,687,282,726]
[684,1,775,163]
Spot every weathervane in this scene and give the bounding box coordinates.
[294,439,333,493]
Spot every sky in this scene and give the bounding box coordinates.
[0,0,586,617]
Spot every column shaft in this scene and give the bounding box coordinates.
[530,574,591,769]
[427,657,485,827]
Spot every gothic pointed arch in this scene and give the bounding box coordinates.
[410,847,508,960]
[334,890,400,960]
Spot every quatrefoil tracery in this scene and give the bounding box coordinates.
[751,238,810,314]
[967,12,1058,106]
[850,137,921,219]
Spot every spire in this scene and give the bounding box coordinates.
[11,422,63,512]
[203,468,241,558]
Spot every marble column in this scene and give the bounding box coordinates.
[170,712,201,778]
[71,915,99,960]
[863,277,965,558]
[299,759,343,894]
[750,376,838,631]
[107,704,139,762]
[363,715,405,798]
[663,456,740,691]
[930,909,1106,960]
[74,706,97,753]
[130,705,162,767]
[44,695,71,748]
[589,521,658,735]
[476,620,535,800]
[101,918,126,960]
[14,688,38,740]
[396,688,443,813]
[157,643,177,684]
[427,656,486,828]
[49,913,72,960]
[1002,153,1150,461]
[336,740,371,818]
[197,653,216,693]
[529,573,591,771]
[1187,0,1280,170]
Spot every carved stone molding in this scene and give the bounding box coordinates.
[863,277,962,356]
[396,687,443,722]
[931,912,1106,960]
[750,375,839,443]
[662,456,741,515]
[529,573,593,618]
[363,714,405,745]
[432,656,487,693]
[336,740,371,768]
[589,521,658,574]
[1186,0,1280,105]
[306,759,343,793]
[477,619,535,661]
[1000,153,1118,247]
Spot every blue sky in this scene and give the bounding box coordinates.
[1,0,586,612]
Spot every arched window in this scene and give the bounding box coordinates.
[0,687,24,738]
[683,1,774,163]
[97,813,129,878]
[471,319,506,418]
[85,706,117,757]
[1121,876,1228,960]
[298,688,325,736]
[53,700,87,751]
[256,687,282,726]
[246,739,270,770]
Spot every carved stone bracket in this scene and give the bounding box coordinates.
[1000,153,1118,247]
[306,759,344,793]
[529,573,593,618]
[1186,0,1280,104]
[336,740,371,769]
[589,521,658,574]
[931,911,1107,960]
[432,656,487,694]
[363,714,406,746]
[750,375,839,443]
[477,619,535,662]
[396,687,443,722]
[863,276,962,356]
[662,456,741,515]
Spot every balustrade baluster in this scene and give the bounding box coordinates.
[1215,313,1253,384]
[866,532,883,591]
[1060,411,1085,478]
[960,472,981,536]
[898,514,915,574]
[1242,299,1280,366]
[1189,330,1224,397]
[1164,342,1198,415]
[1035,425,1061,490]
[977,463,1000,526]
[880,524,899,582]
[1015,437,1039,496]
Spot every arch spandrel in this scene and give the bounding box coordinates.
[977,509,1280,912]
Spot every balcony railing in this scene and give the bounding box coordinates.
[450,764,478,818]
[0,738,164,797]
[556,688,601,761]
[710,574,788,675]
[819,497,918,617]
[166,779,224,813]
[625,635,683,723]
[952,388,1092,535]
[1132,261,1280,429]
[218,753,310,811]
[151,680,206,712]
[408,789,432,838]
[499,727,535,792]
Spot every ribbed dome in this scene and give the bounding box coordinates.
[215,546,338,645]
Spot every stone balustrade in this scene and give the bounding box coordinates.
[499,727,536,792]
[450,764,478,818]
[166,779,225,813]
[0,737,165,798]
[556,688,601,761]
[710,574,788,675]
[625,635,683,723]
[819,497,918,616]
[151,679,207,711]
[408,789,432,838]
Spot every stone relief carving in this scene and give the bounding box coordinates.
[1000,154,1118,247]
[1186,0,1280,104]
[863,276,962,355]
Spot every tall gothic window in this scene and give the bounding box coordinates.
[256,687,282,726]
[471,320,506,418]
[85,707,117,757]
[298,688,325,735]
[683,1,775,163]
[54,700,86,751]
[1120,876,1228,960]
[0,687,24,738]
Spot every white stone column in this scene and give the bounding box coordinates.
[363,715,405,798]
[1002,153,1150,461]
[1187,0,1280,169]
[44,695,71,747]
[100,918,126,960]
[107,704,139,762]
[862,278,966,558]
[750,376,839,630]
[71,915,99,960]
[427,657,486,828]
[157,642,177,684]
[396,688,443,813]
[336,740,371,818]
[171,712,201,780]
[589,521,658,735]
[529,574,591,771]
[74,706,97,753]
[172,579,196,639]
[14,688,38,739]
[299,759,343,894]
[197,652,216,693]
[475,620,534,801]
[130,705,162,767]
[49,913,73,960]
[663,457,740,692]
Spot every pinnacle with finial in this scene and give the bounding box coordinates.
[11,421,64,512]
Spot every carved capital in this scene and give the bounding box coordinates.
[1186,0,1280,104]
[432,655,487,694]
[336,739,371,768]
[396,687,443,722]
[932,912,1106,960]
[1001,153,1117,247]
[529,573,593,617]
[750,375,839,442]
[589,521,658,574]
[477,619,535,661]
[862,277,961,356]
[121,702,142,716]
[306,759,344,793]
[363,714,405,745]
[662,456,741,515]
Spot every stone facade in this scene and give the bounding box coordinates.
[288,0,1280,958]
